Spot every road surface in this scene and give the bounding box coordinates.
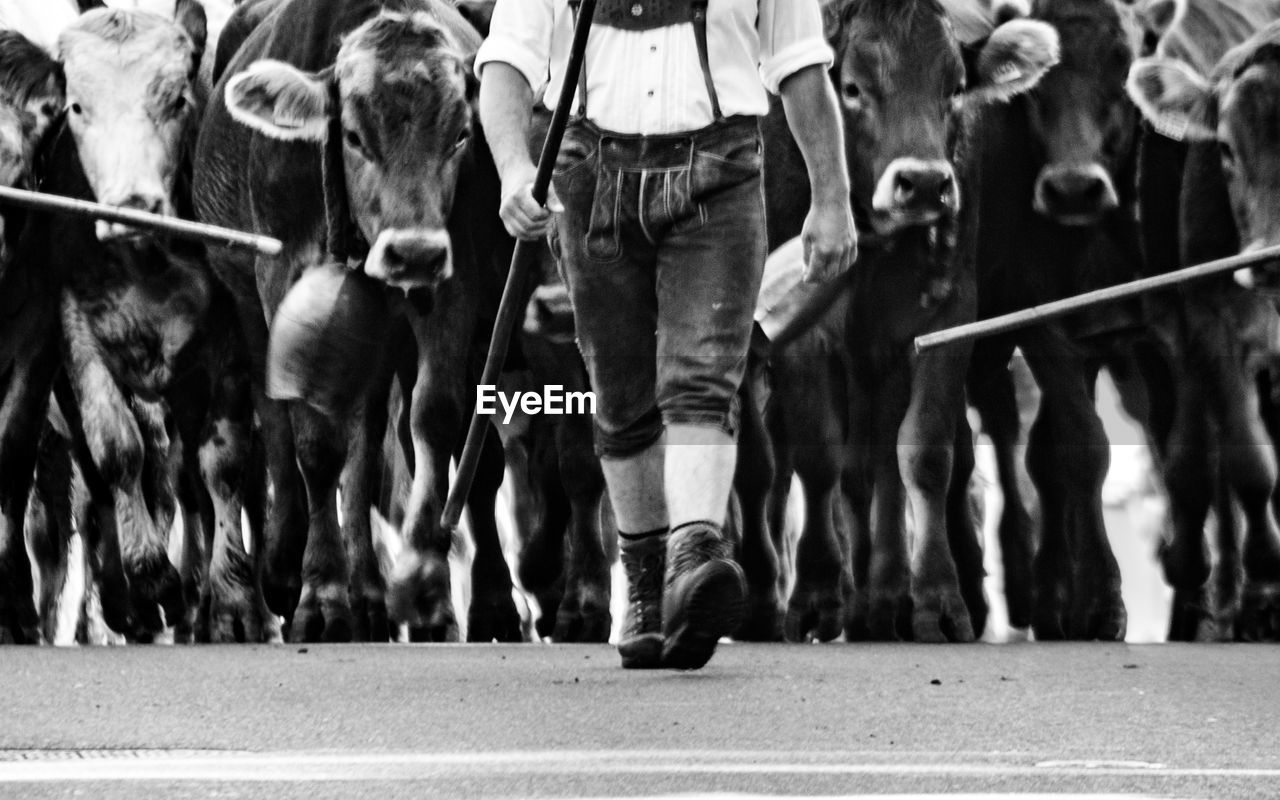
[2,643,1277,799]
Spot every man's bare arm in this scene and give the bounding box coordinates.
[779,64,857,282]
[479,62,559,240]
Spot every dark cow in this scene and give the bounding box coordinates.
[1129,14,1280,640]
[738,0,1060,643]
[195,0,522,642]
[0,5,210,643]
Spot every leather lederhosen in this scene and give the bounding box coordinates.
[568,0,724,122]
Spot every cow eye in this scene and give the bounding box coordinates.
[842,81,861,100]
[453,129,471,152]
[344,128,365,152]
[172,96,187,114]
[69,102,83,115]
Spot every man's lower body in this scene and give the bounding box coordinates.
[552,115,767,669]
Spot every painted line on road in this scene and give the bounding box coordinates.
[0,750,1275,783]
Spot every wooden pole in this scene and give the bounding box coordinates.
[914,243,1280,353]
[441,0,597,529]
[0,185,283,256]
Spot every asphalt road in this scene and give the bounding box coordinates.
[2,643,1278,799]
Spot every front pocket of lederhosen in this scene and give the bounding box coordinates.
[553,133,622,263]
[669,134,763,234]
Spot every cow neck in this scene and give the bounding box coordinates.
[855,211,960,310]
[322,85,369,265]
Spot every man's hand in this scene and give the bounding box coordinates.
[499,163,563,241]
[801,200,857,283]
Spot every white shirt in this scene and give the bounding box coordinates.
[475,0,833,135]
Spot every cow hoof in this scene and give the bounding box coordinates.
[553,586,611,643]
[784,586,843,643]
[263,561,303,621]
[468,594,525,643]
[1068,593,1127,641]
[843,590,872,641]
[389,551,458,641]
[734,597,784,642]
[290,583,354,643]
[127,553,185,627]
[911,591,975,643]
[0,598,39,645]
[867,594,912,641]
[1167,589,1210,642]
[1237,583,1280,642]
[961,585,989,641]
[532,589,563,640]
[350,594,392,643]
[211,598,279,644]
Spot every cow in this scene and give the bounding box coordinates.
[195,0,522,643]
[1129,14,1280,640]
[736,0,1061,643]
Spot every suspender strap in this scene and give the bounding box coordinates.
[568,0,723,123]
[690,0,724,121]
[568,0,588,119]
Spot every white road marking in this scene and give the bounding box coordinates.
[0,749,1272,784]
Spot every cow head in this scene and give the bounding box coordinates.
[1129,23,1280,283]
[57,3,206,241]
[827,0,1059,236]
[1015,0,1146,226]
[0,30,66,148]
[0,103,37,267]
[226,11,471,291]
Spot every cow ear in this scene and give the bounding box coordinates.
[1127,56,1216,140]
[992,0,1031,25]
[966,19,1060,104]
[175,0,208,77]
[1133,0,1186,43]
[820,0,842,44]
[226,61,334,142]
[454,0,494,38]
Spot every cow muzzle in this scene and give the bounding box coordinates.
[364,229,453,291]
[95,193,168,242]
[1033,164,1118,226]
[871,159,959,232]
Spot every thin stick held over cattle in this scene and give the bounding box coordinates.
[914,243,1280,353]
[0,186,283,256]
[442,0,598,530]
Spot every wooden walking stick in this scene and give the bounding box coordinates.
[0,185,282,256]
[442,0,597,528]
[914,244,1280,353]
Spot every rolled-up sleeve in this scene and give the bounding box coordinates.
[757,0,834,94]
[474,0,555,96]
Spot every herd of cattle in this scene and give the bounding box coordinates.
[1,0,1280,648]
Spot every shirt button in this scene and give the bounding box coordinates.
[631,3,643,17]
[650,45,657,53]
[647,90,654,97]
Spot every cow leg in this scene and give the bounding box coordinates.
[734,360,783,641]
[1024,338,1124,641]
[968,345,1036,632]
[462,422,522,643]
[946,413,988,640]
[1160,372,1214,642]
[505,422,564,639]
[340,351,395,643]
[1210,361,1280,642]
[0,341,58,644]
[61,293,182,638]
[841,447,873,641]
[867,373,913,641]
[900,358,974,644]
[174,466,208,644]
[287,403,353,643]
[553,412,610,643]
[780,347,849,644]
[27,422,76,644]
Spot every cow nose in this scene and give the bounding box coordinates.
[1035,165,1119,223]
[384,238,449,277]
[893,167,956,209]
[117,194,165,216]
